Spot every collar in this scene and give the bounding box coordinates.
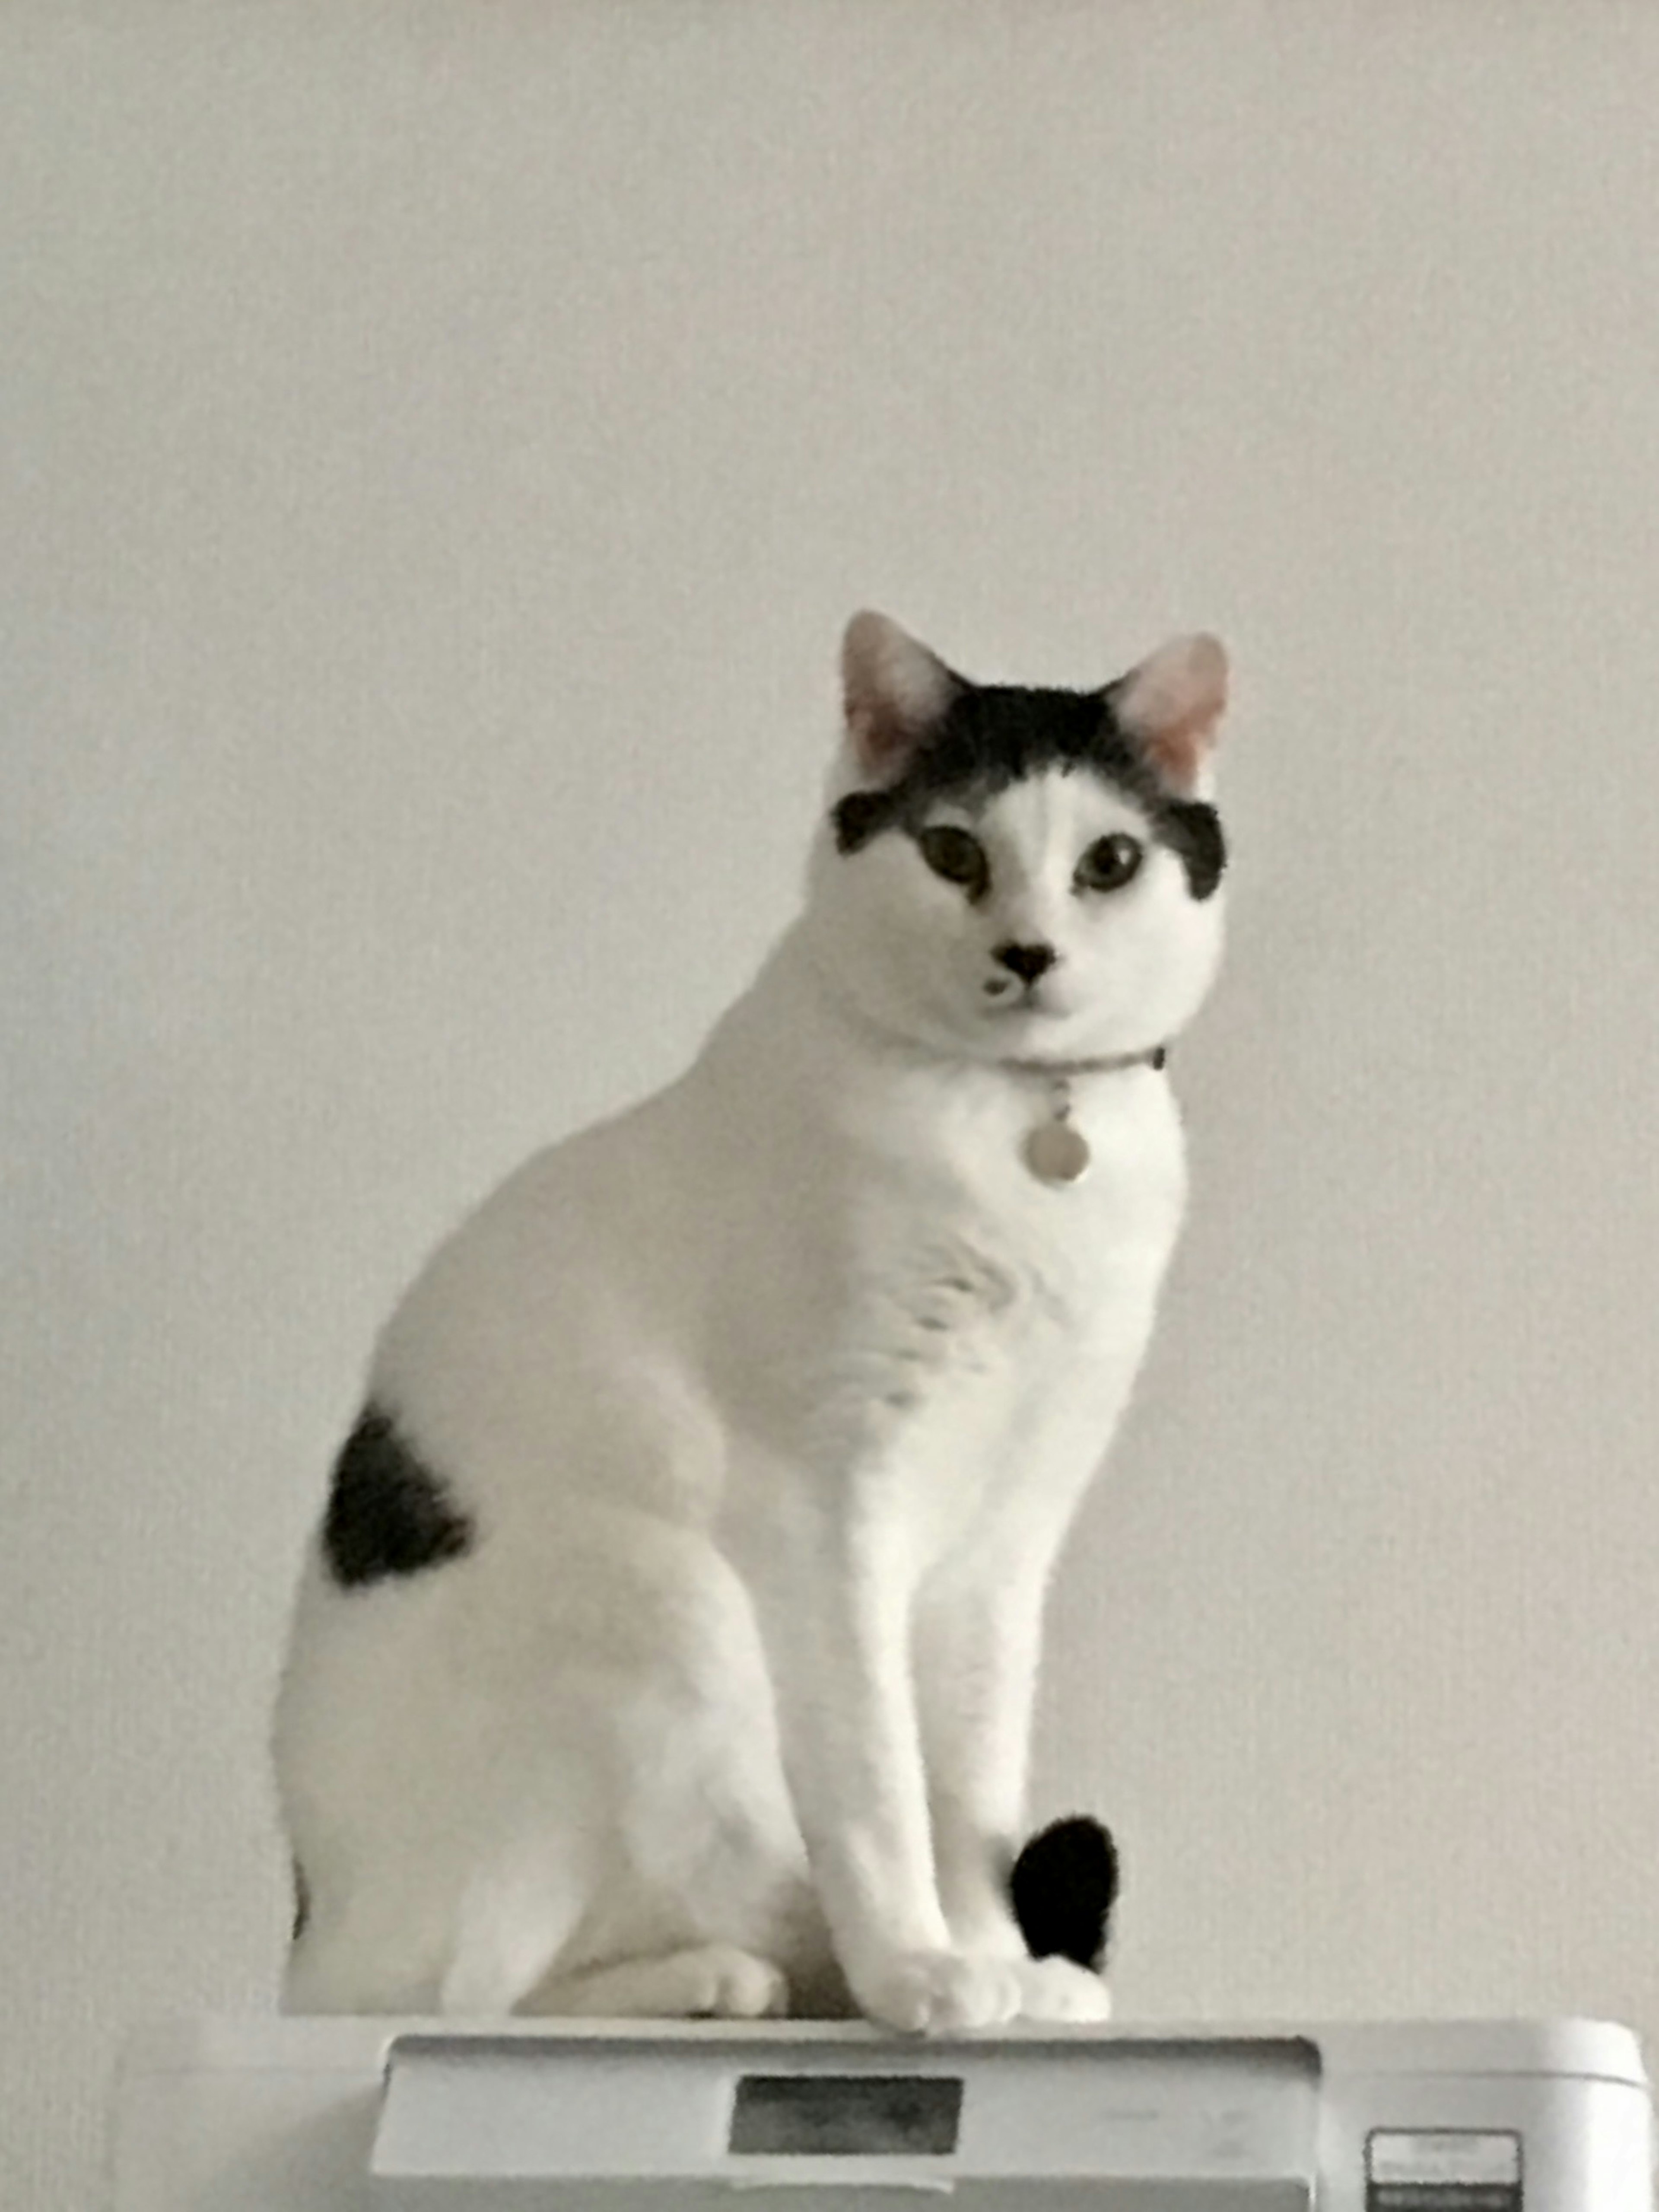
[998,1044,1167,1078]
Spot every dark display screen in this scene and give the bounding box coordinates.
[729,2074,964,2157]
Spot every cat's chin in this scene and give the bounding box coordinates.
[972,1004,1117,1063]
[874,1004,1131,1068]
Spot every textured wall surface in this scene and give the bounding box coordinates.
[5,5,1658,2205]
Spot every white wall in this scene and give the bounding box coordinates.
[5,3,1659,2203]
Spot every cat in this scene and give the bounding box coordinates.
[273,611,1229,2032]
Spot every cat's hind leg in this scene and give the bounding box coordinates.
[522,1945,789,2020]
[435,1844,596,2016]
[283,1881,451,2015]
[282,1840,591,2018]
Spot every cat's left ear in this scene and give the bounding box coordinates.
[1109,633,1229,792]
[841,611,963,777]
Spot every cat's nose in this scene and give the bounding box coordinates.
[993,941,1058,985]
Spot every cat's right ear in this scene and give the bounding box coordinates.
[1109,633,1229,793]
[841,611,961,777]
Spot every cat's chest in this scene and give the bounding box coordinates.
[716,1065,1185,1416]
[715,1076,1180,1555]
[855,1062,1180,1260]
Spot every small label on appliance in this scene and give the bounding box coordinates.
[1367,2130,1522,2212]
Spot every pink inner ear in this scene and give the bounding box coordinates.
[1147,709,1220,791]
[841,611,957,777]
[846,699,912,776]
[1115,634,1228,791]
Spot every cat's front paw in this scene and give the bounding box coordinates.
[854,1949,1024,2034]
[1012,1955,1112,2023]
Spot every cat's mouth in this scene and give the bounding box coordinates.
[982,977,1065,1019]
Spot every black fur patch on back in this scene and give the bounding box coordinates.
[1009,1814,1121,1971]
[321,1404,475,1588]
[832,683,1226,901]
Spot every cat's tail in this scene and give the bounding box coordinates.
[1009,1815,1119,1973]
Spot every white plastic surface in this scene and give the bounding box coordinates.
[109,2016,1654,2212]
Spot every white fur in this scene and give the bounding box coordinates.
[273,622,1227,2032]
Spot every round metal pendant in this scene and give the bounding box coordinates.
[1024,1118,1092,1185]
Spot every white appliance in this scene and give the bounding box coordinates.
[111,2016,1652,2212]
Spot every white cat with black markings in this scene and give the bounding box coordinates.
[274,613,1230,2032]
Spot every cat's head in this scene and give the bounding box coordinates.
[802,612,1231,1063]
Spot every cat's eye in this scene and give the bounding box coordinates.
[915,825,989,899]
[1074,833,1144,894]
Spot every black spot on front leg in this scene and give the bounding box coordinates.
[321,1404,475,1588]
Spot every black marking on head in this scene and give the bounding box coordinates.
[321,1404,475,1588]
[291,1859,311,1942]
[833,788,896,855]
[1009,1814,1120,1971]
[1160,798,1227,901]
[831,682,1225,900]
